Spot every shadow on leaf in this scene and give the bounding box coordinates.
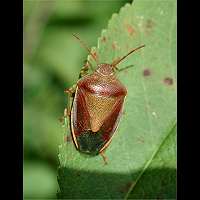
[57,166,176,199]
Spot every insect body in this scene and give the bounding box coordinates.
[71,63,127,155]
[65,34,145,159]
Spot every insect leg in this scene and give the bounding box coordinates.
[62,85,77,143]
[79,60,93,78]
[100,151,108,165]
[64,84,76,116]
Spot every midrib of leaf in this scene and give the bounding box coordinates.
[125,120,177,199]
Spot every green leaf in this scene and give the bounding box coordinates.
[57,0,176,199]
[127,124,177,199]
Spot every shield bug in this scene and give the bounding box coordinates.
[64,34,145,163]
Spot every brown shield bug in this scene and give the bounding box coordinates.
[64,34,145,164]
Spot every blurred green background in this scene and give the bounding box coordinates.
[23,0,131,198]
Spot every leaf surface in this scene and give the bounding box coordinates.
[58,0,176,198]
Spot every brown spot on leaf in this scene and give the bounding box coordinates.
[145,19,155,34]
[143,68,151,76]
[146,19,155,29]
[112,41,119,50]
[112,42,116,50]
[101,36,106,43]
[93,51,98,60]
[163,77,173,85]
[125,23,135,36]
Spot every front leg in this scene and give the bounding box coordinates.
[79,60,93,78]
[64,84,77,117]
[61,85,77,142]
[59,85,76,126]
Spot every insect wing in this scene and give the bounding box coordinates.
[98,96,125,152]
[71,87,90,148]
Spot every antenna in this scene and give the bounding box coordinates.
[111,45,145,68]
[72,34,98,64]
